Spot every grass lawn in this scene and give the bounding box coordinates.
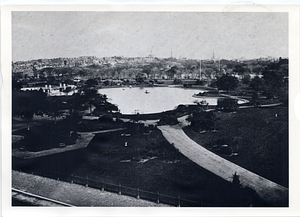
[13,122,77,152]
[183,106,288,188]
[13,128,268,206]
[12,116,123,152]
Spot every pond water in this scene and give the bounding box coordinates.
[98,87,218,114]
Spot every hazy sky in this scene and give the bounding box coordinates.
[12,11,288,62]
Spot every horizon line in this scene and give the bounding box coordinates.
[12,55,288,63]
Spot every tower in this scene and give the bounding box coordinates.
[199,60,202,80]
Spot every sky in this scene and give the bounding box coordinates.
[12,11,288,62]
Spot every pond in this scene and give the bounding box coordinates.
[98,87,218,114]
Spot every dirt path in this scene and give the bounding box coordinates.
[77,128,126,135]
[239,102,283,109]
[157,125,288,206]
[12,134,95,159]
[12,128,127,159]
[219,93,250,104]
[12,171,169,207]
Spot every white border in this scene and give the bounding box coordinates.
[2,4,300,217]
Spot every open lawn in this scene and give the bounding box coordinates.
[13,128,266,206]
[184,106,288,188]
[12,118,120,152]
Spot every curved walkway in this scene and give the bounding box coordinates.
[157,125,288,206]
[239,102,283,109]
[219,93,250,104]
[77,128,126,135]
[13,128,126,159]
[12,134,95,159]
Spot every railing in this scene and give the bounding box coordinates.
[19,169,202,207]
[12,188,74,207]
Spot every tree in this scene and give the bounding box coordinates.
[46,98,63,124]
[136,72,147,83]
[234,64,246,75]
[187,111,217,131]
[166,66,178,78]
[79,70,86,77]
[142,65,152,77]
[13,90,47,129]
[216,98,238,111]
[85,78,98,87]
[216,74,238,92]
[252,92,261,107]
[195,79,205,85]
[262,61,288,98]
[47,75,56,83]
[173,78,182,85]
[242,74,251,86]
[158,114,179,125]
[64,79,73,85]
[12,79,23,90]
[81,87,98,113]
[249,76,264,91]
[66,110,82,131]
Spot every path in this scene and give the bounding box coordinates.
[77,128,126,135]
[157,125,288,206]
[12,134,95,159]
[13,128,126,159]
[12,188,74,206]
[239,102,283,109]
[219,93,250,104]
[12,171,169,207]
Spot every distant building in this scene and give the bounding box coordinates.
[20,82,77,96]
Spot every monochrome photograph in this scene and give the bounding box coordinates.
[2,4,300,216]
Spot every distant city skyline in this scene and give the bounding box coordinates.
[12,12,288,62]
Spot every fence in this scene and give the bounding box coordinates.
[20,169,202,207]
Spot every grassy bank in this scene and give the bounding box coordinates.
[183,106,288,188]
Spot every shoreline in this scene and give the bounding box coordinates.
[98,84,222,117]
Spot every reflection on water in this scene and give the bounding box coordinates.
[98,87,217,114]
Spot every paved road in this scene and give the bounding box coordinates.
[158,125,288,206]
[12,171,170,207]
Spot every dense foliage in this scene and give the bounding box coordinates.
[187,111,217,131]
[216,74,239,92]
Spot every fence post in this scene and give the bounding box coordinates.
[71,174,73,184]
[118,183,121,195]
[86,176,88,187]
[136,188,140,199]
[156,191,159,204]
[177,194,180,207]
